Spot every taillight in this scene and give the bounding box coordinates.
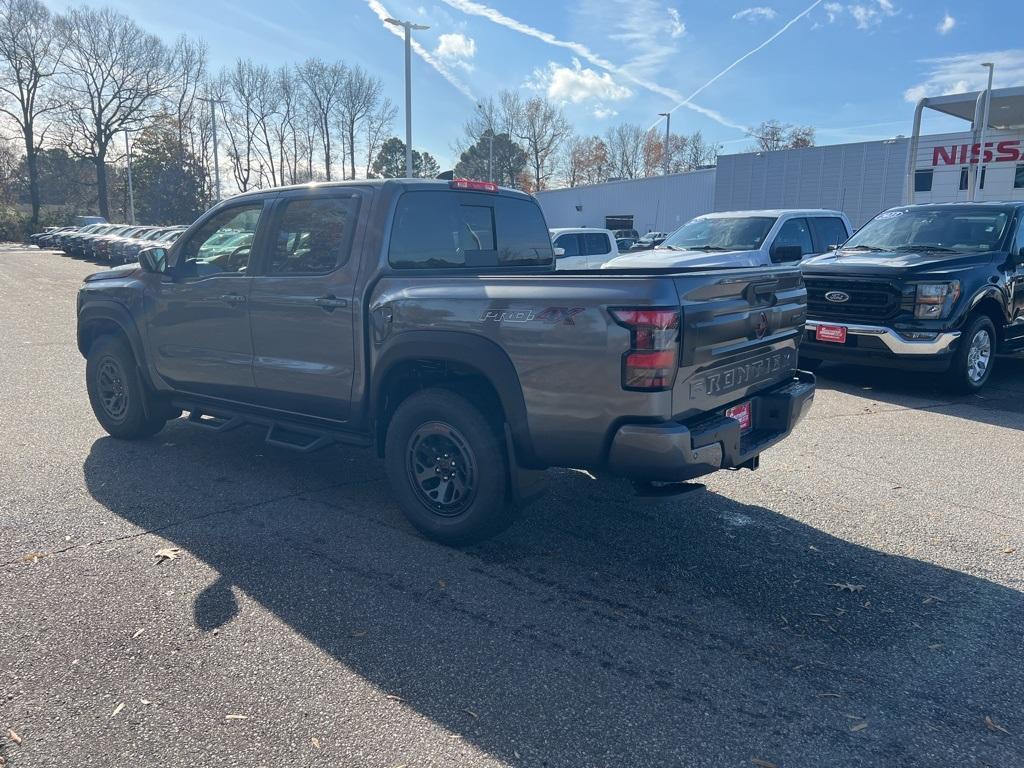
[610,307,680,391]
[450,178,498,192]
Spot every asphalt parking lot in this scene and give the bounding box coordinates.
[1,244,1022,768]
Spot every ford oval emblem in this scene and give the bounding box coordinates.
[825,290,850,303]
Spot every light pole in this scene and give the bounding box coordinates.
[124,130,136,225]
[385,17,430,178]
[199,95,225,203]
[658,112,671,176]
[972,62,995,201]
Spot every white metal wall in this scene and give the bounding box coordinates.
[535,168,716,234]
[713,139,909,228]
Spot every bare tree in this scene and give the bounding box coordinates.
[297,58,345,181]
[272,64,301,185]
[56,7,174,218]
[604,123,646,179]
[685,130,719,168]
[0,0,64,226]
[563,135,609,187]
[336,64,382,180]
[511,96,570,191]
[364,97,395,178]
[218,65,255,192]
[749,120,815,152]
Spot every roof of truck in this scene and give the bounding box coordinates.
[699,209,847,218]
[229,178,531,201]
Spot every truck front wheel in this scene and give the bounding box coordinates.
[86,335,169,439]
[944,314,996,393]
[385,388,517,545]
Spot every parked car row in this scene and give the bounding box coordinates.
[32,222,188,264]
[552,203,1024,391]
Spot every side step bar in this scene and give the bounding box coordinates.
[175,402,371,453]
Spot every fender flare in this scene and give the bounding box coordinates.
[371,330,537,467]
[77,300,151,385]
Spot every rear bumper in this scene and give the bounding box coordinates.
[802,321,959,372]
[606,372,815,483]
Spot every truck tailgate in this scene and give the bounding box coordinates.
[671,266,806,420]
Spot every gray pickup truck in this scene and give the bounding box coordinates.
[77,179,814,544]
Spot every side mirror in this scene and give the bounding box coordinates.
[139,246,168,274]
[553,247,566,258]
[772,245,803,263]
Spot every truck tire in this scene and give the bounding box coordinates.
[385,388,517,545]
[86,335,168,439]
[944,314,996,393]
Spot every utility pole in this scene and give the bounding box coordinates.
[971,62,995,201]
[386,17,430,178]
[658,112,671,176]
[124,130,136,225]
[199,96,225,202]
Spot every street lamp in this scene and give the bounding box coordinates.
[972,62,995,201]
[124,130,135,225]
[658,112,671,176]
[385,17,430,178]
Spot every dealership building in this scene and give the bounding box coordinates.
[536,86,1024,234]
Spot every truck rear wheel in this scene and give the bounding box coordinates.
[86,335,169,439]
[944,314,996,393]
[385,388,517,545]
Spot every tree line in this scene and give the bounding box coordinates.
[0,0,816,234]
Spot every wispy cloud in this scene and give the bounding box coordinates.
[657,0,823,127]
[823,0,898,30]
[366,0,476,100]
[732,7,778,22]
[435,32,476,71]
[438,0,747,131]
[936,13,955,35]
[904,49,1024,103]
[529,59,632,105]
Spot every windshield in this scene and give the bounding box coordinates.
[844,208,1010,254]
[660,216,776,252]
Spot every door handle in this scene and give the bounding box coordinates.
[219,293,246,305]
[314,295,348,311]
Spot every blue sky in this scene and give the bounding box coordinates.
[51,0,1024,168]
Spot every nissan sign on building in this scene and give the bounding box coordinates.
[913,130,1024,202]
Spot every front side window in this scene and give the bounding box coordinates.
[176,204,262,276]
[660,216,776,253]
[843,208,1011,254]
[554,234,580,257]
[774,218,814,256]
[267,196,360,274]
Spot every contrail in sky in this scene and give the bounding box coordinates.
[366,0,476,101]
[440,0,748,131]
[655,0,824,128]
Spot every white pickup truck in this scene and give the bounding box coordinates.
[550,227,620,270]
[601,210,853,270]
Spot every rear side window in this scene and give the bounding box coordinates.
[774,218,814,256]
[810,217,849,251]
[389,191,553,269]
[267,195,360,274]
[582,232,611,256]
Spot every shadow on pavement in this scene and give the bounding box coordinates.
[812,357,1024,431]
[83,423,1024,766]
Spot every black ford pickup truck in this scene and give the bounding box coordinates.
[77,179,814,543]
[801,202,1024,391]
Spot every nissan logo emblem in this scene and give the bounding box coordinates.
[825,290,851,303]
[755,312,769,339]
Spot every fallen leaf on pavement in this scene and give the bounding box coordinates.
[437,579,447,589]
[154,548,181,564]
[111,702,125,717]
[131,629,145,639]
[850,721,868,732]
[225,714,249,720]
[928,643,944,651]
[829,582,865,593]
[7,729,22,745]
[751,759,777,768]
[311,737,321,749]
[140,699,151,706]
[1004,548,1017,555]
[985,716,1011,736]
[20,552,46,563]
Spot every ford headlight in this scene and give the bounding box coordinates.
[914,281,960,320]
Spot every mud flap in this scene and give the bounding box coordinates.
[504,424,548,507]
